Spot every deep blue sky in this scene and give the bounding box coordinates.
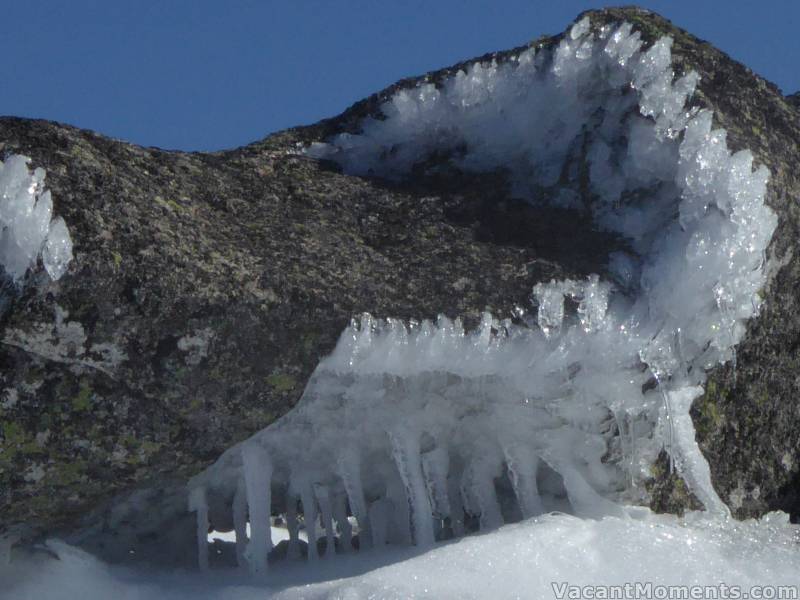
[2,1,797,151]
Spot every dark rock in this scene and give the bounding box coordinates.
[1,6,799,548]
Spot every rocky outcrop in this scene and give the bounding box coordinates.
[1,6,799,547]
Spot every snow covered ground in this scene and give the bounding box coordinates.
[3,509,798,599]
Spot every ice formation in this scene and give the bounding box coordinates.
[0,154,73,282]
[185,18,778,572]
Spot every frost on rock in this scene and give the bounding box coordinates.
[0,155,73,282]
[184,18,778,572]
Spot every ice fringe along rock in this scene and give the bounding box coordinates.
[188,17,777,570]
[0,154,73,282]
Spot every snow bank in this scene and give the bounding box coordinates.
[3,511,798,599]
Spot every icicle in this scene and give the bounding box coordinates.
[386,476,412,545]
[533,281,569,338]
[577,274,610,333]
[297,479,319,561]
[232,477,249,568]
[667,386,731,518]
[614,411,633,486]
[503,444,544,519]
[615,410,640,488]
[714,283,739,388]
[368,498,391,548]
[285,495,302,560]
[641,326,678,475]
[629,420,638,488]
[657,380,675,474]
[0,534,18,566]
[333,492,353,552]
[241,443,272,574]
[187,486,209,571]
[446,473,466,537]
[541,454,626,519]
[389,427,436,546]
[314,483,337,558]
[421,446,452,527]
[462,456,503,531]
[337,449,371,549]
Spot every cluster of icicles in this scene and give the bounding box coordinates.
[187,17,778,574]
[0,154,73,283]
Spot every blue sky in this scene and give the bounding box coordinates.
[2,1,797,151]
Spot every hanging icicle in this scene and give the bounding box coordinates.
[187,486,209,572]
[337,449,371,550]
[232,477,249,569]
[503,444,544,519]
[389,427,436,547]
[241,442,273,574]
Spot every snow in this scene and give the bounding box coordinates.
[3,510,798,599]
[0,155,73,282]
[208,524,307,547]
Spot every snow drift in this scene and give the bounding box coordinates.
[3,510,798,599]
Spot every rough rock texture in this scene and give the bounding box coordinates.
[1,6,799,547]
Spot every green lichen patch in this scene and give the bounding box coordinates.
[71,380,94,412]
[647,451,703,516]
[266,372,296,393]
[692,379,726,437]
[46,459,88,487]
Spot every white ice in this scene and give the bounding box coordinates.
[0,155,73,281]
[241,443,273,574]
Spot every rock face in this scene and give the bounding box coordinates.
[1,6,799,546]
